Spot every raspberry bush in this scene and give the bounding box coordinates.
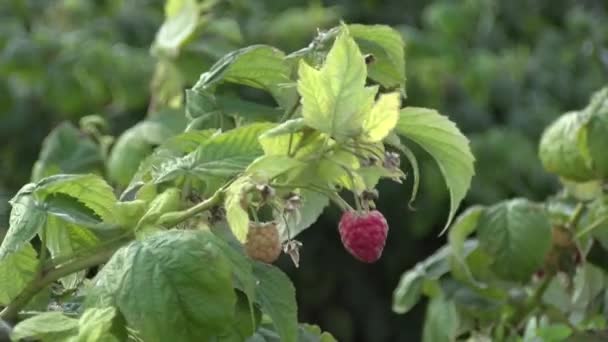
[0,3,477,341]
[393,87,608,341]
[5,1,606,340]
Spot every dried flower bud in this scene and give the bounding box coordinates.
[256,184,275,201]
[285,194,302,212]
[383,152,401,169]
[364,54,376,65]
[283,239,303,268]
[362,189,379,201]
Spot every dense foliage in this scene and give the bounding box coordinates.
[0,1,476,339]
[395,87,608,341]
[1,0,608,341]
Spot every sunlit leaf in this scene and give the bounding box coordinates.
[11,312,78,341]
[348,24,406,91]
[298,31,375,140]
[395,107,475,233]
[361,92,400,142]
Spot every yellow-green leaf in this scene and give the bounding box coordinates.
[225,178,252,243]
[297,31,375,140]
[362,92,401,142]
[395,107,475,233]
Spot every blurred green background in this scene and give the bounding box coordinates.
[1,0,607,340]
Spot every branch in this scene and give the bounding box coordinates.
[0,237,129,322]
[576,215,608,239]
[512,274,555,329]
[567,203,585,229]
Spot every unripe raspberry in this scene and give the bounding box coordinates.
[338,210,388,263]
[245,222,281,263]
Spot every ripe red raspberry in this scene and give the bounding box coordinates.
[338,210,388,263]
[245,222,282,263]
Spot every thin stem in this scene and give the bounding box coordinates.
[158,189,224,228]
[575,215,608,239]
[567,203,585,229]
[249,206,260,224]
[287,133,294,156]
[279,96,301,122]
[329,193,352,212]
[43,232,132,269]
[0,237,129,321]
[345,142,384,160]
[512,274,555,328]
[541,303,581,333]
[340,146,374,164]
[37,227,47,274]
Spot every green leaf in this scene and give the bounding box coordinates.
[154,123,272,187]
[385,133,420,206]
[297,30,375,140]
[277,189,329,241]
[0,185,46,259]
[193,45,291,107]
[45,215,100,288]
[87,230,237,341]
[208,230,256,323]
[582,87,608,178]
[219,96,285,123]
[297,324,338,342]
[246,155,305,182]
[31,122,103,182]
[259,122,326,160]
[136,187,181,228]
[477,199,552,282]
[361,92,401,142]
[44,193,108,230]
[422,295,459,342]
[78,307,121,342]
[259,119,307,139]
[128,129,217,188]
[225,178,252,243]
[185,88,220,121]
[186,90,283,125]
[153,0,200,55]
[107,127,154,187]
[572,264,605,310]
[34,174,117,223]
[0,242,38,305]
[539,111,595,182]
[253,262,298,342]
[395,107,475,233]
[440,278,503,321]
[392,267,425,314]
[316,149,365,192]
[11,312,78,341]
[448,206,484,285]
[536,324,572,341]
[107,113,187,187]
[392,241,479,315]
[162,129,219,154]
[348,24,406,91]
[112,200,148,230]
[357,164,405,189]
[218,292,261,341]
[579,195,608,249]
